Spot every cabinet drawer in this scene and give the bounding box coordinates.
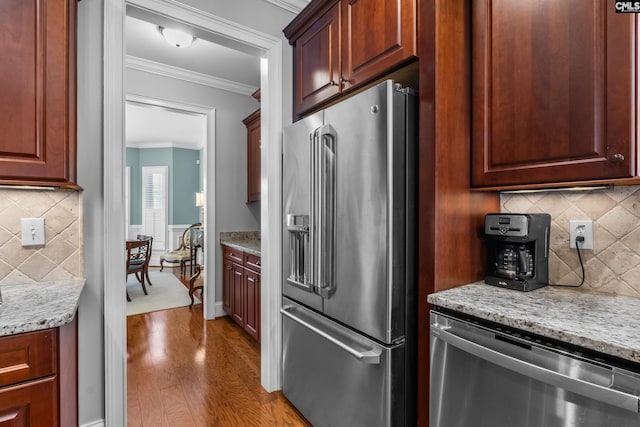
[0,330,56,388]
[0,377,56,427]
[222,245,244,264]
[244,253,261,272]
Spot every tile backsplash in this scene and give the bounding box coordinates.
[0,189,83,284]
[501,185,640,297]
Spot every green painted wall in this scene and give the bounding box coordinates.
[126,147,202,225]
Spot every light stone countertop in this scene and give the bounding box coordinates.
[428,282,640,364]
[220,231,261,256]
[0,279,84,336]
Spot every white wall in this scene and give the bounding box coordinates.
[75,0,295,424]
[77,0,106,424]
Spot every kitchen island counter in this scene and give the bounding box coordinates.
[0,278,84,336]
[428,282,640,364]
[220,231,260,256]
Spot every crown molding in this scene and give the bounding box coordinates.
[126,141,204,150]
[125,55,258,96]
[262,0,309,13]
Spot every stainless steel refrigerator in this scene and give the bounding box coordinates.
[281,80,417,427]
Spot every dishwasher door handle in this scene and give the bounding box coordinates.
[431,323,640,413]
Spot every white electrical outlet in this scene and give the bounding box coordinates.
[21,218,45,247]
[569,220,593,250]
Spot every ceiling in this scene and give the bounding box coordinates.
[124,0,310,149]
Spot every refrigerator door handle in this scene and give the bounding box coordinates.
[309,128,320,290]
[281,305,382,364]
[316,124,336,298]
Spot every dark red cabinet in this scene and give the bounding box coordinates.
[222,245,261,342]
[284,0,417,120]
[471,0,637,188]
[0,0,78,188]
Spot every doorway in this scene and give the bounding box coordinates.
[104,1,284,425]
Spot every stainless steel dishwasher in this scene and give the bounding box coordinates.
[430,310,640,427]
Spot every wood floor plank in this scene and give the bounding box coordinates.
[127,304,311,426]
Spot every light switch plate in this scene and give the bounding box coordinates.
[21,218,45,247]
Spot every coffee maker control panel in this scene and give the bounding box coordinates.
[485,215,529,238]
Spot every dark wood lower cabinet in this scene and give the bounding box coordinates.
[222,245,261,343]
[0,317,77,426]
[0,378,56,427]
[231,264,245,326]
[244,269,260,342]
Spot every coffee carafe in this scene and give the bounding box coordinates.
[484,213,551,292]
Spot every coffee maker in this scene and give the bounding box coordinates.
[484,213,551,292]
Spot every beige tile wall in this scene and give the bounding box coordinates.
[501,185,640,296]
[0,189,83,284]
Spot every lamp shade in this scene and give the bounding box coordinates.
[195,192,205,207]
[161,27,194,48]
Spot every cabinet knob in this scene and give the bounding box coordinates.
[610,153,625,163]
[339,76,349,84]
[227,265,232,270]
[329,80,338,86]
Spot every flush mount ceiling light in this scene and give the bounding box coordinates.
[160,27,194,48]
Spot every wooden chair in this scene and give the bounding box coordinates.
[189,264,204,308]
[135,234,154,286]
[160,222,201,276]
[126,239,151,302]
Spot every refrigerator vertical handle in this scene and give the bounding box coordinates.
[317,124,336,298]
[309,128,319,290]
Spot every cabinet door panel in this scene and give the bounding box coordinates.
[0,330,55,388]
[243,111,261,203]
[231,264,245,327]
[0,377,56,427]
[294,2,341,116]
[244,270,260,342]
[222,259,233,315]
[341,0,416,89]
[472,0,636,187]
[0,0,76,185]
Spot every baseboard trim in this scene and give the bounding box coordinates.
[81,420,104,427]
[215,301,227,318]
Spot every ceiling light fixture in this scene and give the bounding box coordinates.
[160,27,194,48]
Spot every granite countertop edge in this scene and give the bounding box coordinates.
[220,231,261,256]
[0,278,85,336]
[428,282,640,364]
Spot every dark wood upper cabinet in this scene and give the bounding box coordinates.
[284,0,416,119]
[341,0,416,90]
[243,109,261,203]
[0,0,78,188]
[292,2,341,115]
[472,0,637,188]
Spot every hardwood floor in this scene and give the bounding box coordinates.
[127,292,311,426]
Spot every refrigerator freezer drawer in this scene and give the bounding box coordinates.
[282,299,406,427]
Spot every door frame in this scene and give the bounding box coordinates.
[103,0,284,425]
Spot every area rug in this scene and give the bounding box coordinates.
[126,270,199,316]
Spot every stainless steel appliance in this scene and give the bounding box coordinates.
[485,213,551,291]
[281,80,417,427]
[431,310,640,427]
